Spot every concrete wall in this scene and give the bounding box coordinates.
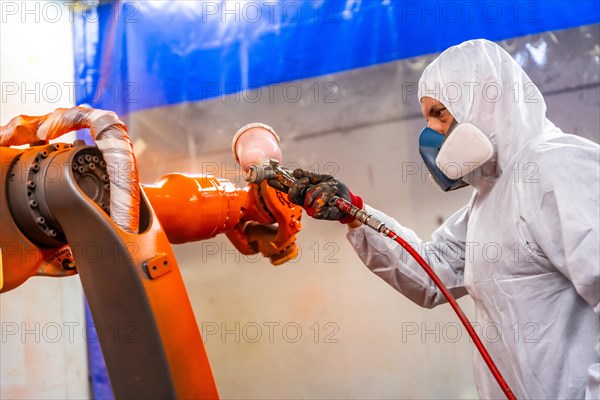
[0,3,88,399]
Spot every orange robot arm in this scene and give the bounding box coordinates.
[143,173,302,265]
[1,111,301,293]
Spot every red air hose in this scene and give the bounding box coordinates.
[385,230,516,399]
[332,196,517,400]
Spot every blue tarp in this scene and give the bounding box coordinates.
[84,299,113,399]
[73,0,600,116]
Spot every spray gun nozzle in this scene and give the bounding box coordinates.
[244,159,296,190]
[245,163,277,183]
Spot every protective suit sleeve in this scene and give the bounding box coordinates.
[524,145,600,399]
[346,204,469,308]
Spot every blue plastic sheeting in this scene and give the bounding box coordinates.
[84,299,114,400]
[72,0,600,116]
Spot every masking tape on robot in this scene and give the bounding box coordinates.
[231,123,280,163]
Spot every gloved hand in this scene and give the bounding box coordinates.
[269,169,363,223]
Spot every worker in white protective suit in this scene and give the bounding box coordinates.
[273,39,600,398]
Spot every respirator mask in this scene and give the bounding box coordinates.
[418,121,494,192]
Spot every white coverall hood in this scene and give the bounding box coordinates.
[417,39,559,187]
[348,39,600,399]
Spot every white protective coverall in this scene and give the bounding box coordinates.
[347,39,599,399]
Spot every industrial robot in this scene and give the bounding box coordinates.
[0,106,302,399]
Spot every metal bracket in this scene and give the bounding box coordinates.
[144,253,172,279]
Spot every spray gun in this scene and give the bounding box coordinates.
[245,159,296,190]
[244,159,517,400]
[245,159,388,234]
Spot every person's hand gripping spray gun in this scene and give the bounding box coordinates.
[245,159,517,400]
[246,160,384,230]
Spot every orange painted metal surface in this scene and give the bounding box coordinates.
[143,174,253,243]
[0,146,77,293]
[144,173,302,265]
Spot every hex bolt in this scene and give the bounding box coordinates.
[77,156,85,164]
[89,163,96,170]
[39,150,48,159]
[72,163,79,170]
[78,166,85,174]
[62,259,76,270]
[31,163,40,172]
[27,181,36,189]
[48,230,57,237]
[92,156,100,163]
[84,154,92,162]
[52,144,60,151]
[36,217,45,225]
[99,161,106,168]
[101,175,109,182]
[28,200,38,208]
